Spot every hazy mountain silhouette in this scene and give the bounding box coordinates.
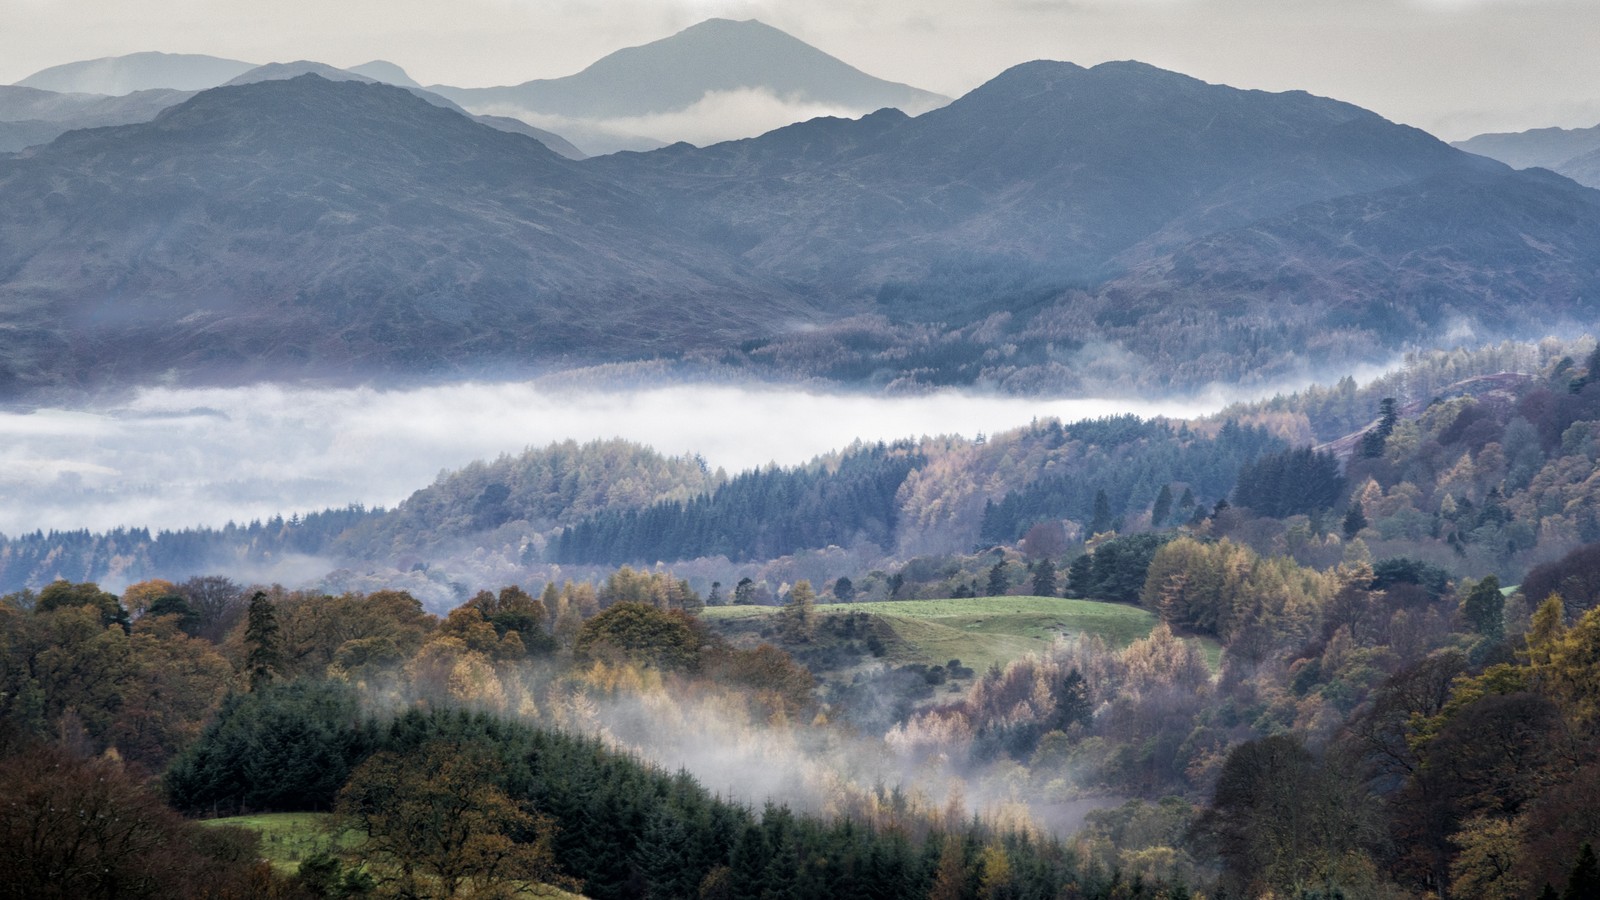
[0,85,193,152]
[347,60,423,89]
[3,64,1600,395]
[601,60,1489,297]
[1556,145,1600,190]
[0,75,803,393]
[16,51,256,95]
[1454,124,1600,172]
[1098,167,1600,351]
[1454,123,1600,188]
[432,19,948,119]
[229,61,589,159]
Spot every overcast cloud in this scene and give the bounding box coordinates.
[2,0,1598,138]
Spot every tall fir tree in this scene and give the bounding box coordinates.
[1030,559,1058,598]
[1089,490,1114,535]
[986,562,1008,597]
[244,591,282,691]
[1343,501,1368,538]
[1067,554,1094,598]
[1564,843,1600,900]
[1151,484,1173,527]
[1462,575,1505,641]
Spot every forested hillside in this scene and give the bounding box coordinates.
[9,337,1600,895]
[10,487,1600,895]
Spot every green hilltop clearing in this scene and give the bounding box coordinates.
[702,596,1213,674]
[201,812,349,874]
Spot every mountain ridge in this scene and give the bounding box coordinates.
[2,63,1599,396]
[1453,122,1600,189]
[430,18,949,120]
[16,51,257,95]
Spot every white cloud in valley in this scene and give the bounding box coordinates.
[0,381,1225,536]
[503,88,870,149]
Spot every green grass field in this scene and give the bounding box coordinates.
[704,596,1178,674]
[201,812,348,873]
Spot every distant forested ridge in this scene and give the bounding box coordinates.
[549,442,924,564]
[979,417,1283,544]
[8,341,1600,601]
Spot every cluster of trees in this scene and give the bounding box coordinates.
[0,505,379,595]
[168,690,1193,900]
[1231,447,1344,518]
[550,443,923,564]
[338,438,722,557]
[979,419,1282,545]
[0,557,1197,899]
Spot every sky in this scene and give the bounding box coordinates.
[1,0,1598,140]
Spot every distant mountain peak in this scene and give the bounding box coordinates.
[347,60,421,89]
[224,61,375,87]
[16,52,257,95]
[429,17,950,150]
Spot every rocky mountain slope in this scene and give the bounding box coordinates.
[3,62,1600,395]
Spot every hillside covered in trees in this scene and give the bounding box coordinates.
[10,471,1600,896]
[11,339,1600,897]
[5,338,1599,612]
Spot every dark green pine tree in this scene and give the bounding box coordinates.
[632,808,696,900]
[706,581,723,607]
[244,591,282,691]
[1343,501,1368,538]
[986,562,1008,597]
[1564,842,1600,900]
[1089,489,1115,535]
[1151,484,1173,528]
[1030,559,1058,598]
[1462,575,1505,641]
[1361,397,1400,458]
[1178,487,1196,517]
[1052,669,1092,731]
[1066,554,1094,598]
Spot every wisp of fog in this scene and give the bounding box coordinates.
[0,380,1228,535]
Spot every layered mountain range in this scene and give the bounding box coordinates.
[4,20,950,155]
[1455,123,1600,189]
[3,49,1600,397]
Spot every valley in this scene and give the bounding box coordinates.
[7,12,1600,900]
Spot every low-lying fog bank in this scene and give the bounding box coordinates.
[0,380,1237,536]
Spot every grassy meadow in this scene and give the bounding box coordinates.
[701,595,1209,674]
[201,812,348,873]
